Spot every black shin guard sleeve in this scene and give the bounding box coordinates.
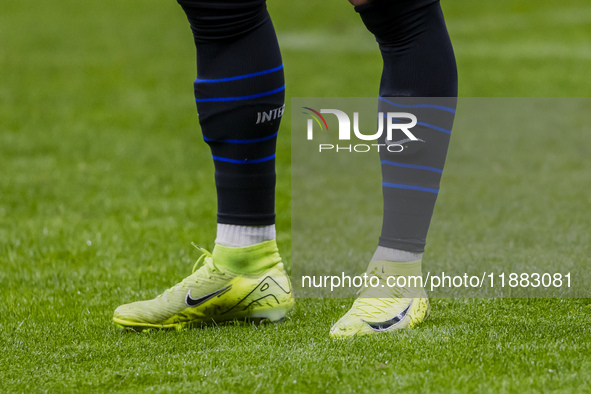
[178,0,284,225]
[356,0,458,252]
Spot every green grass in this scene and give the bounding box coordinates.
[1,0,591,392]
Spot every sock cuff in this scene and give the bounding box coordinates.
[367,259,422,277]
[372,246,423,263]
[215,224,276,247]
[212,239,281,275]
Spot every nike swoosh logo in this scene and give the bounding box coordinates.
[385,137,425,155]
[185,285,232,307]
[363,301,413,331]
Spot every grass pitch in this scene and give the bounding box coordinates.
[1,0,591,392]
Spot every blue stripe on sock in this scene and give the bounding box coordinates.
[195,64,284,83]
[379,97,456,113]
[382,182,439,194]
[381,160,443,174]
[195,85,285,103]
[204,131,278,144]
[212,154,276,164]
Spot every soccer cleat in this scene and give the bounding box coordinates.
[113,241,294,331]
[330,260,430,338]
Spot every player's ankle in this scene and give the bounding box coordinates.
[365,259,425,298]
[369,246,424,288]
[212,240,282,276]
[372,245,422,263]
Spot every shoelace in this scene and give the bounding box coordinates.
[190,243,224,280]
[157,245,223,298]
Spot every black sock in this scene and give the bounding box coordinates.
[178,0,284,225]
[356,0,458,252]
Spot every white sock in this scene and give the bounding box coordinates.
[215,224,276,247]
[372,245,422,263]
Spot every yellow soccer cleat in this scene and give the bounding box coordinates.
[330,260,430,338]
[113,240,294,331]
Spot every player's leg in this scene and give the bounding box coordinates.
[331,0,457,337]
[113,0,293,330]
